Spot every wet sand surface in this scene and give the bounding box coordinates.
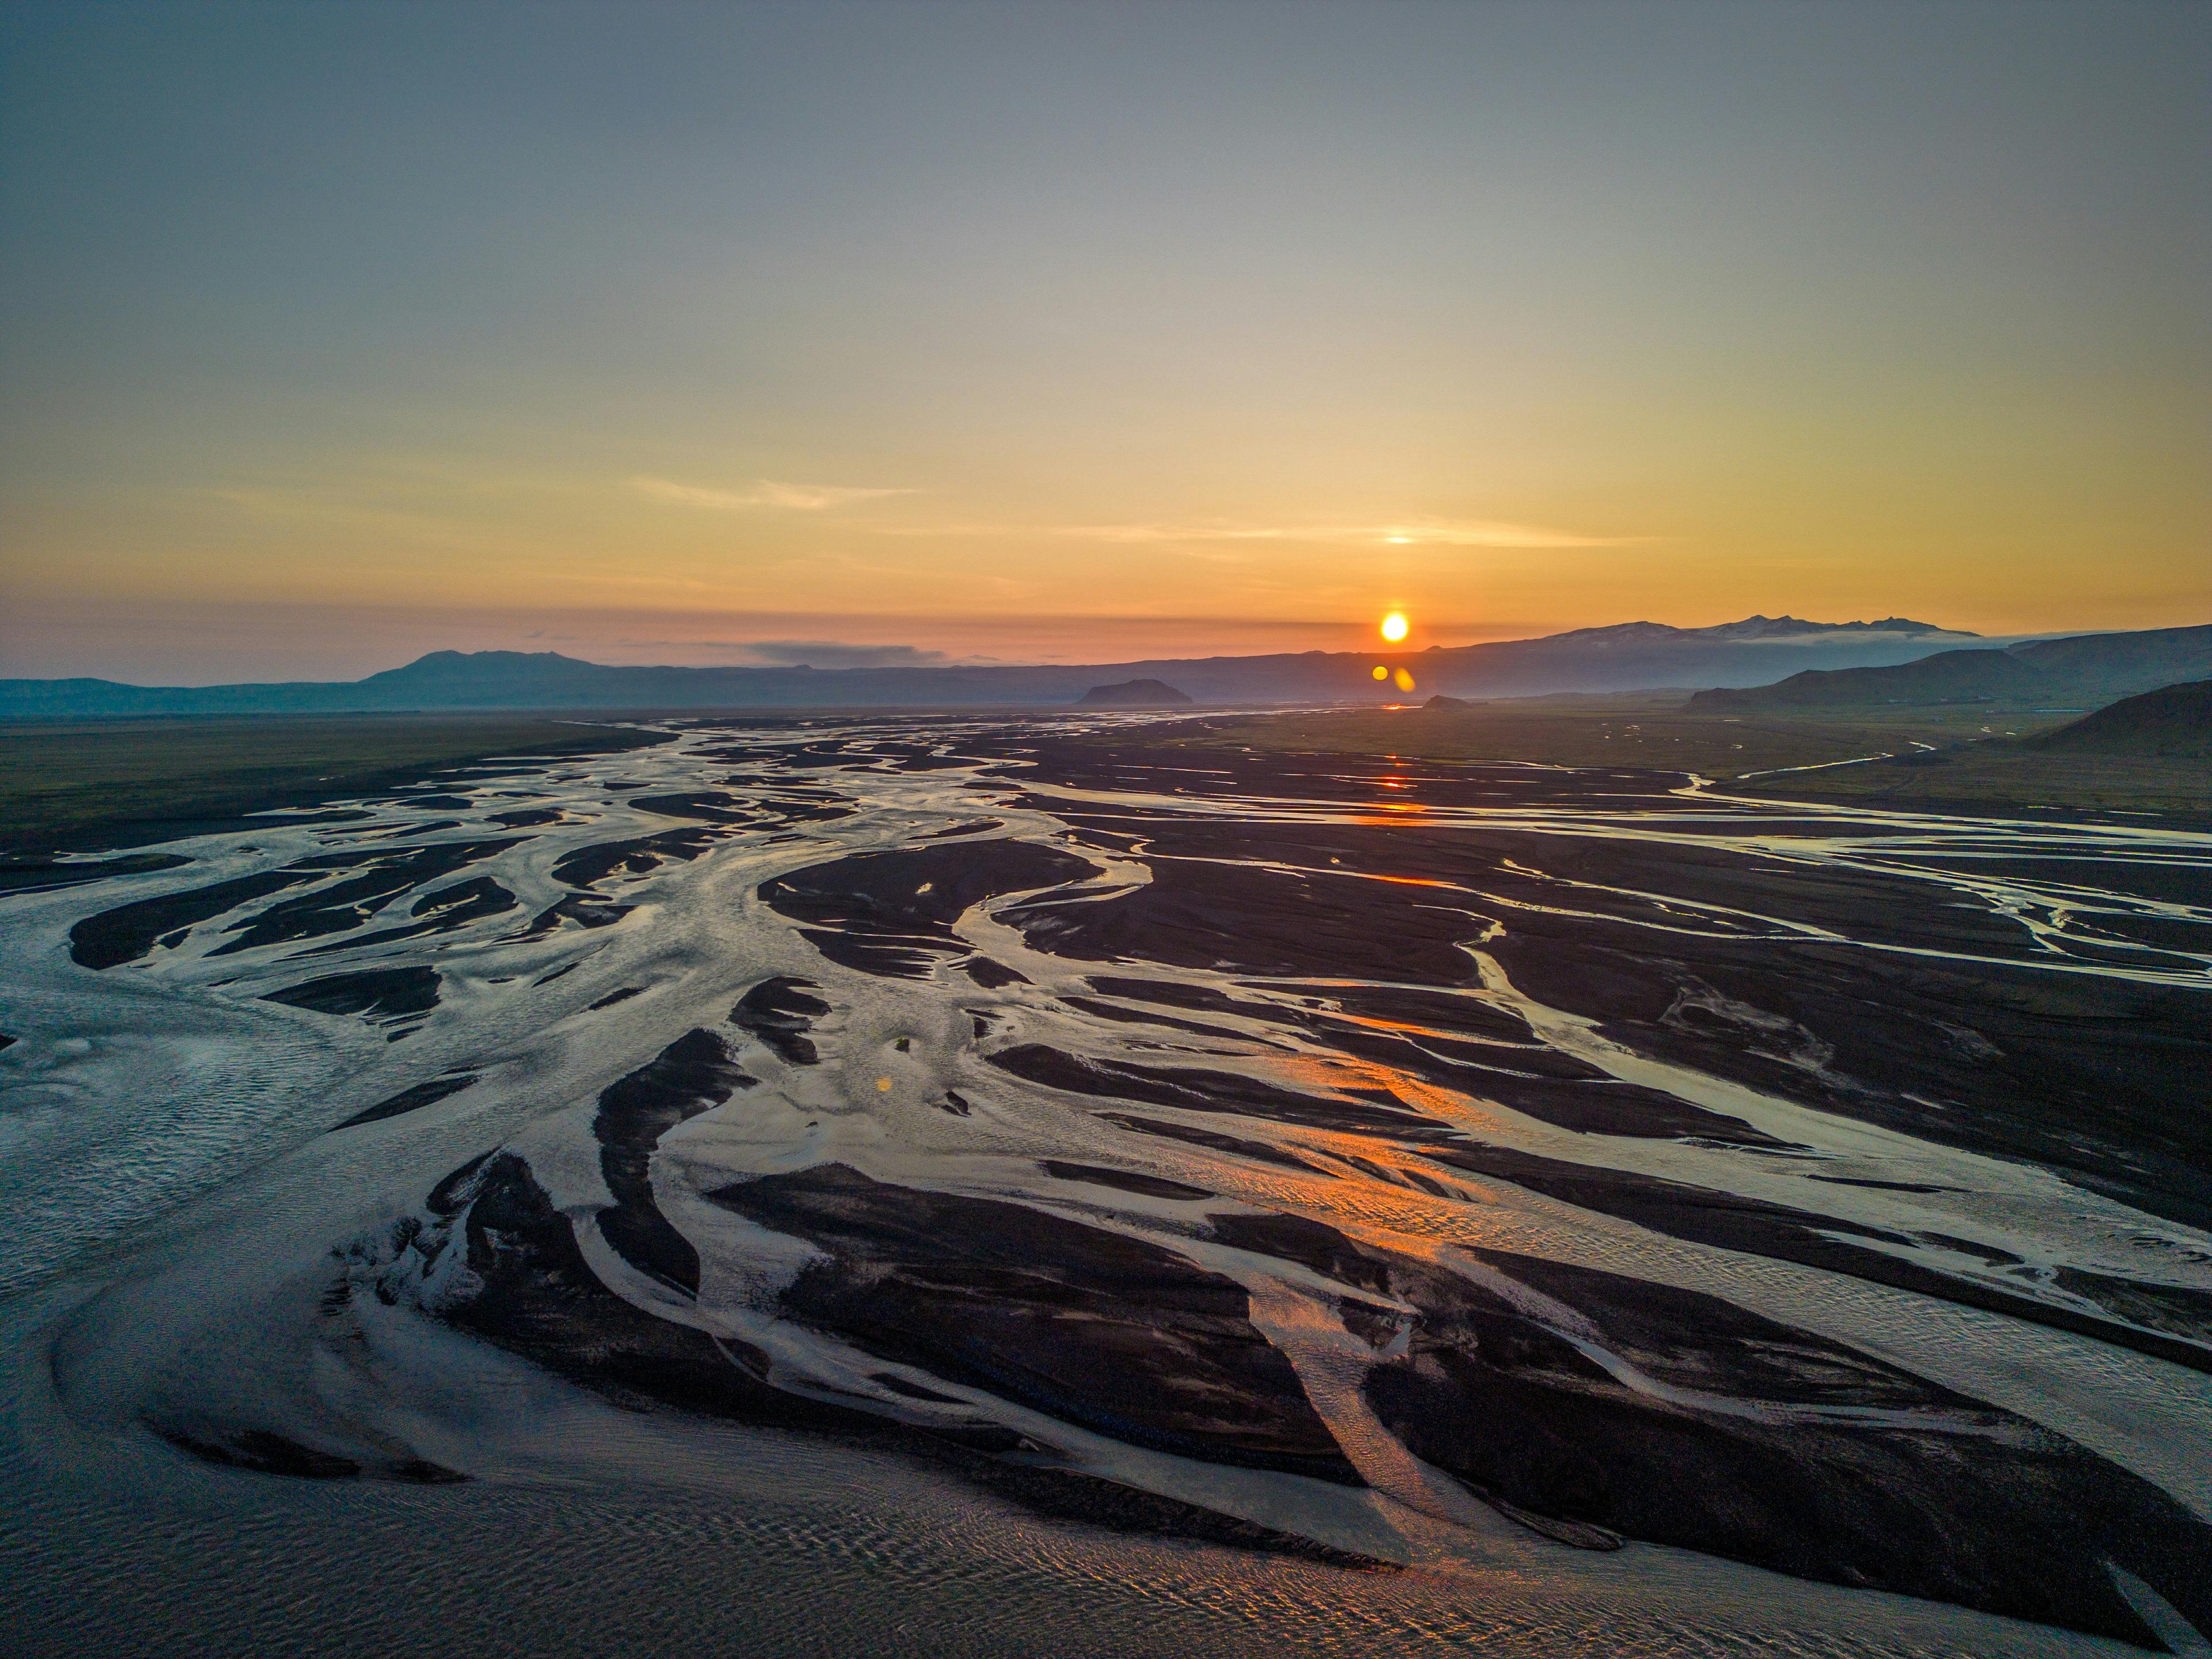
[2,714,2210,1657]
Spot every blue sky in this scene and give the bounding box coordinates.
[3,1,2205,681]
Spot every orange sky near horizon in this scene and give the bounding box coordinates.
[2,3,2205,683]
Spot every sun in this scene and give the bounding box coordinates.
[1380,612,1409,643]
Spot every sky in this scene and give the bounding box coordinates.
[2,0,2206,684]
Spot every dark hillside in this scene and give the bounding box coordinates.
[2028,679,2212,759]
[1075,680,1194,708]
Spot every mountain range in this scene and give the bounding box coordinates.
[1689,623,2212,714]
[1,616,1977,717]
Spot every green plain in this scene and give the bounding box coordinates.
[0,714,669,854]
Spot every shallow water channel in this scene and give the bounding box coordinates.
[3,715,2209,1657]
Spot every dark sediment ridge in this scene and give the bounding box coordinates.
[551,827,725,890]
[332,1073,478,1131]
[66,838,525,966]
[419,1152,1384,1565]
[290,874,516,956]
[71,869,321,968]
[1039,1161,1213,1200]
[262,965,440,1020]
[593,1029,757,1294]
[729,976,830,1065]
[1426,1143,2212,1374]
[706,1163,1359,1484]
[1095,1112,1335,1175]
[151,1425,463,1486]
[519,893,634,936]
[1206,1207,2212,1650]
[761,839,1101,979]
[1003,855,1492,984]
[411,1136,2212,1645]
[1484,925,2212,1229]
[628,790,756,823]
[998,732,2212,1229]
[986,1043,1446,1138]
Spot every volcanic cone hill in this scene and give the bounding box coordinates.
[1075,679,1194,709]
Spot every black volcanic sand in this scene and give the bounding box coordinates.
[593,1029,756,1294]
[1485,923,2212,1229]
[409,1131,2210,1641]
[70,869,323,968]
[1094,1111,1336,1175]
[1201,1210,2212,1649]
[1057,994,1261,1044]
[62,717,2206,1644]
[66,838,524,967]
[704,1163,1359,1484]
[424,1152,1387,1568]
[986,1043,1447,1139]
[1039,1161,1213,1200]
[291,874,517,956]
[1009,974,1776,1145]
[551,827,725,890]
[332,1072,478,1131]
[261,966,440,1020]
[153,1425,464,1486]
[983,734,2212,1229]
[1002,855,1492,984]
[1425,1143,2212,1374]
[759,839,1101,979]
[518,893,634,937]
[629,791,755,823]
[729,975,831,1065]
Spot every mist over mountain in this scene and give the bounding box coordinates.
[1,616,1975,717]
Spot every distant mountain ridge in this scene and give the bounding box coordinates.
[1546,614,1952,645]
[2,615,1978,717]
[1689,624,2212,714]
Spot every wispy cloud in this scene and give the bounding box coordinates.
[872,516,1639,548]
[728,639,951,669]
[609,637,953,668]
[631,476,914,512]
[1059,518,1639,548]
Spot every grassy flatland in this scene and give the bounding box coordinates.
[0,713,669,854]
[1158,698,2212,822]
[1732,751,2212,820]
[1162,698,2060,775]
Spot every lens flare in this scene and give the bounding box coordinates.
[1380,612,1410,642]
[1372,664,1389,681]
[1394,667,1416,692]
